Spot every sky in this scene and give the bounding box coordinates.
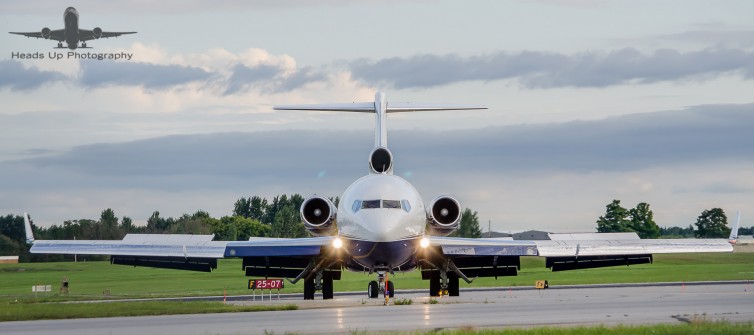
[1,0,753,233]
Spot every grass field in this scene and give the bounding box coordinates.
[0,301,297,322]
[2,252,753,300]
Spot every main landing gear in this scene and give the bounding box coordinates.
[57,42,63,48]
[303,270,334,300]
[367,271,394,299]
[429,271,459,297]
[426,259,472,297]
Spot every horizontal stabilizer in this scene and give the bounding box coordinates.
[274,102,486,113]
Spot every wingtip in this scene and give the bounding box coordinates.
[23,212,35,244]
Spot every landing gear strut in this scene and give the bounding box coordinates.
[303,269,335,300]
[57,42,63,48]
[427,259,468,297]
[367,271,394,299]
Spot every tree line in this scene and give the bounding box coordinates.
[0,194,314,261]
[1,196,748,262]
[596,199,746,238]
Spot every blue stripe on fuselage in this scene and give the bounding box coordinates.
[344,237,419,271]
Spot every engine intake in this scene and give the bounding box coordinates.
[41,28,51,39]
[427,196,461,236]
[369,147,392,174]
[93,27,102,39]
[300,196,337,236]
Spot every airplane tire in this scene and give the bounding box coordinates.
[322,272,334,300]
[387,280,395,298]
[304,277,315,300]
[368,280,379,298]
[448,273,460,297]
[429,272,440,297]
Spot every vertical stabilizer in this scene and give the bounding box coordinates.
[374,92,388,149]
[23,212,35,244]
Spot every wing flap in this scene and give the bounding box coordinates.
[428,236,539,256]
[534,238,733,257]
[225,236,335,257]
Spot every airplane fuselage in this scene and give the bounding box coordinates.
[63,7,80,49]
[337,174,426,272]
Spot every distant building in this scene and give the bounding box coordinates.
[737,235,753,244]
[0,256,19,264]
[481,231,513,238]
[512,230,550,240]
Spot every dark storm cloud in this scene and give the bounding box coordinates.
[0,60,66,91]
[349,47,754,89]
[78,61,212,89]
[7,103,752,192]
[224,64,326,95]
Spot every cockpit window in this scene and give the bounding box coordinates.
[382,200,401,209]
[401,200,411,213]
[362,200,381,209]
[356,199,410,211]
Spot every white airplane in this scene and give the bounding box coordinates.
[9,7,136,50]
[24,92,734,300]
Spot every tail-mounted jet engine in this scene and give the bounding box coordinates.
[92,27,102,39]
[41,28,51,39]
[300,196,337,236]
[369,147,393,174]
[427,196,461,236]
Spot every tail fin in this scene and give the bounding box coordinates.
[23,212,35,244]
[729,211,741,244]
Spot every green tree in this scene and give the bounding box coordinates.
[248,196,268,221]
[694,208,730,238]
[454,208,482,238]
[169,211,212,235]
[99,208,122,239]
[233,216,271,240]
[271,205,307,238]
[628,202,660,238]
[210,216,238,241]
[596,200,631,233]
[233,197,252,219]
[120,216,134,232]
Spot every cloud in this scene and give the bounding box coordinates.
[10,102,752,187]
[224,64,326,95]
[9,44,754,95]
[0,60,67,91]
[78,61,213,90]
[348,47,754,89]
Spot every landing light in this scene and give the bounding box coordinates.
[333,237,343,249]
[420,238,430,248]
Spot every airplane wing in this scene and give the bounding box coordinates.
[29,234,336,274]
[79,29,137,42]
[9,29,65,42]
[25,213,336,274]
[426,234,733,278]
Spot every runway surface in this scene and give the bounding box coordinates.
[4,282,753,334]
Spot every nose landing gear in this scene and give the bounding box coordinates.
[367,271,394,299]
